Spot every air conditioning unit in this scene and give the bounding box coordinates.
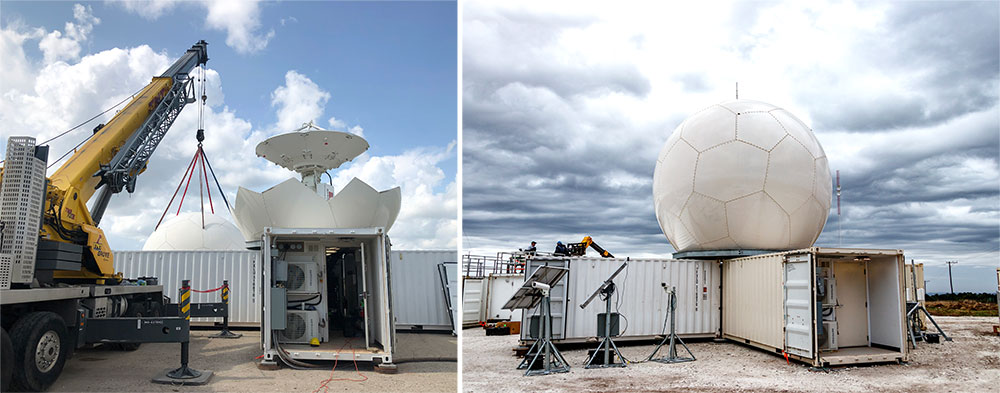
[286,262,319,294]
[280,310,321,344]
[822,321,838,351]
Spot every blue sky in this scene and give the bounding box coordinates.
[1,1,458,250]
[3,1,457,168]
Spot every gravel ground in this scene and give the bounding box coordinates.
[462,316,999,392]
[49,329,457,392]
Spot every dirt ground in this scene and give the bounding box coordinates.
[49,329,457,392]
[462,316,999,392]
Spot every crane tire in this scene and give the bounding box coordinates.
[2,327,14,392]
[10,312,69,392]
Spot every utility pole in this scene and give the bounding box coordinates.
[945,261,958,294]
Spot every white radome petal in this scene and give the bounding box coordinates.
[232,177,401,241]
[233,187,272,241]
[329,178,379,228]
[263,178,337,229]
[374,187,402,232]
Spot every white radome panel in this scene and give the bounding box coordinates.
[329,178,378,228]
[261,178,337,228]
[232,177,401,241]
[653,100,832,252]
[143,212,246,251]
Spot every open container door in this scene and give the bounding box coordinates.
[438,262,459,334]
[783,252,814,358]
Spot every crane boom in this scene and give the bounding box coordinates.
[568,236,614,258]
[27,40,209,282]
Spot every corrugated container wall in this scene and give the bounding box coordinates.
[114,250,259,326]
[389,250,457,331]
[721,253,784,349]
[520,257,720,343]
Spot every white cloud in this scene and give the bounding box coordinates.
[66,4,100,41]
[113,0,275,54]
[36,3,100,64]
[38,31,80,64]
[203,0,275,54]
[0,22,43,93]
[330,142,458,249]
[462,0,1000,281]
[348,125,364,137]
[115,0,179,20]
[327,116,347,129]
[271,70,330,130]
[327,117,364,137]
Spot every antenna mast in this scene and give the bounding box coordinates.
[837,170,842,247]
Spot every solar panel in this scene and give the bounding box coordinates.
[502,265,568,310]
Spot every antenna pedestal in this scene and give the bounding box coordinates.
[647,287,696,364]
[584,289,627,368]
[517,292,570,376]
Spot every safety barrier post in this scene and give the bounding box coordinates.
[210,280,242,338]
[155,279,212,384]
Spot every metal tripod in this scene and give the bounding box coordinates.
[584,284,626,368]
[517,289,570,376]
[647,287,695,364]
[906,302,951,348]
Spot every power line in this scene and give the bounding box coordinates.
[3,86,143,167]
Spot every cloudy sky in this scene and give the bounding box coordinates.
[462,1,999,292]
[1,1,457,250]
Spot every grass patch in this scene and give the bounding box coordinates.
[926,300,999,317]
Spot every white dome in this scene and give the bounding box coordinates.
[142,212,246,251]
[653,100,832,252]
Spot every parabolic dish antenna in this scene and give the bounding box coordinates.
[255,122,369,175]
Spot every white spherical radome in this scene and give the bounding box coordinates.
[142,212,246,251]
[653,100,832,252]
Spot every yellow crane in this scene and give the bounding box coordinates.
[5,40,209,283]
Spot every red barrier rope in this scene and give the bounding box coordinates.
[190,285,225,293]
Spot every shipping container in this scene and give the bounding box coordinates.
[258,228,395,367]
[389,250,457,331]
[114,250,260,326]
[722,248,908,367]
[519,256,720,344]
[903,263,925,304]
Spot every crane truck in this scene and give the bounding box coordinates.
[0,40,210,391]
